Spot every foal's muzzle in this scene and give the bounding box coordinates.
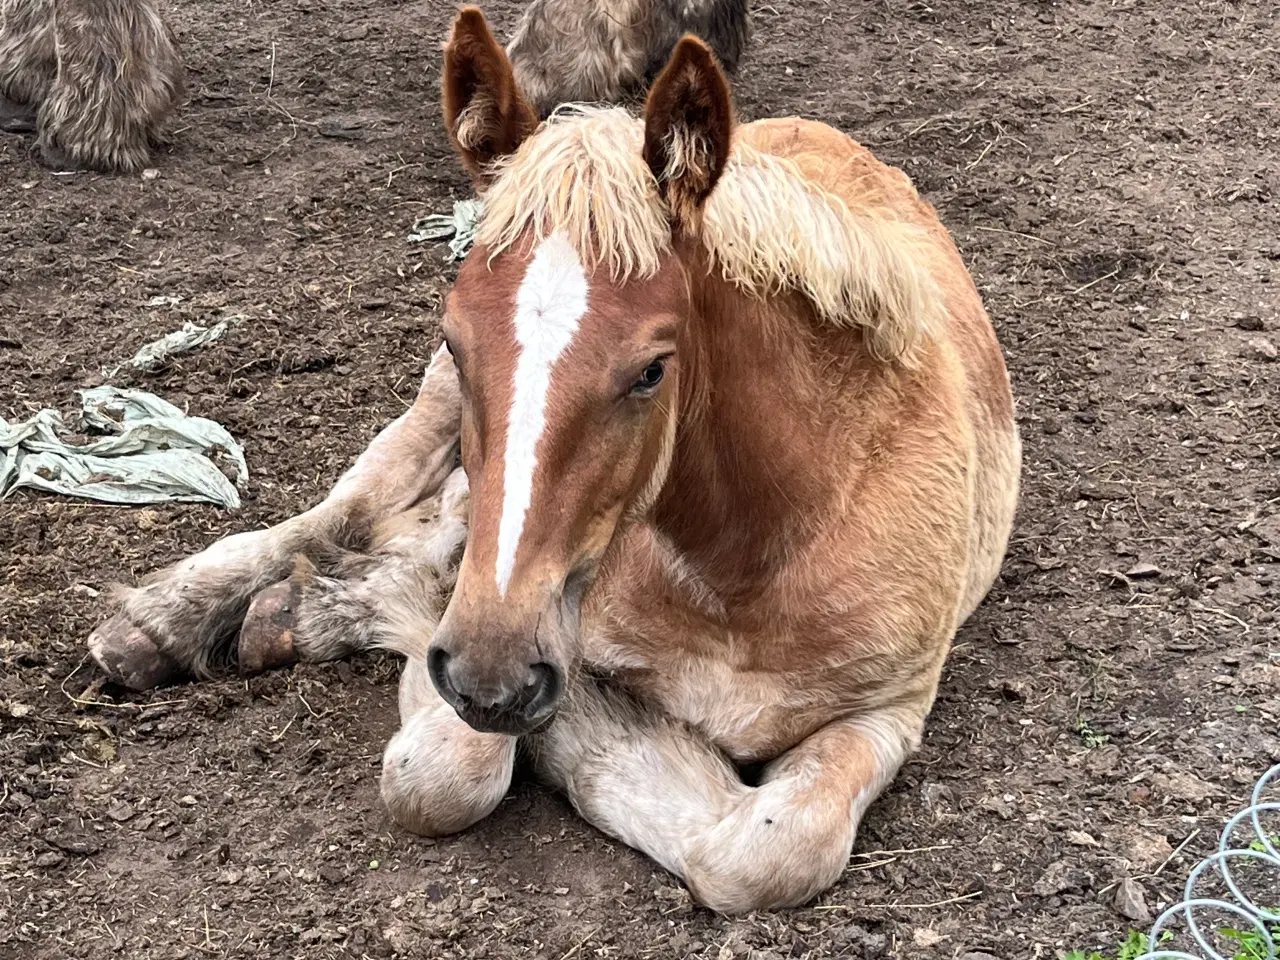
[427,646,563,735]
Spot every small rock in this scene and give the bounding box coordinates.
[106,802,135,822]
[1066,830,1100,847]
[912,927,947,947]
[1244,336,1277,362]
[1232,313,1264,331]
[35,851,65,869]
[339,24,369,40]
[7,702,33,719]
[1113,877,1152,922]
[141,168,160,181]
[1124,832,1173,871]
[1240,663,1280,691]
[1032,861,1090,896]
[1125,561,1161,578]
[177,795,198,806]
[1153,771,1220,803]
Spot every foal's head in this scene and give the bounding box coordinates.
[426,7,734,734]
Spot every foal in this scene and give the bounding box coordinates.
[87,7,1020,912]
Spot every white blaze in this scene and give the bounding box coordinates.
[495,233,589,597]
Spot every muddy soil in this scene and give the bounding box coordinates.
[2,0,1278,957]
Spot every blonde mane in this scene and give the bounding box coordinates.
[476,106,942,361]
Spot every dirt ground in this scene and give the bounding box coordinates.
[2,0,1278,957]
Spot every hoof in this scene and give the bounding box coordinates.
[238,578,302,676]
[87,616,185,691]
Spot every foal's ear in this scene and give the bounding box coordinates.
[442,6,538,185]
[642,36,735,231]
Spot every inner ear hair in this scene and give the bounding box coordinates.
[642,36,734,231]
[442,6,538,182]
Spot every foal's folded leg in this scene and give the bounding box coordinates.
[238,467,471,673]
[88,348,462,689]
[380,656,518,837]
[533,682,920,913]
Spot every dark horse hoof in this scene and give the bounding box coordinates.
[238,577,304,676]
[87,616,186,691]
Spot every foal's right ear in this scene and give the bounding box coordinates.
[442,6,538,185]
[642,36,735,232]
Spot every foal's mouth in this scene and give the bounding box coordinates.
[455,702,559,737]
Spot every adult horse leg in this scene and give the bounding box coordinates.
[532,681,920,913]
[88,347,461,690]
[0,0,54,132]
[37,0,183,171]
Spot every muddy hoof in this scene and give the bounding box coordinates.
[238,578,302,676]
[87,616,185,691]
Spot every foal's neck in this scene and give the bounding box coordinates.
[649,271,895,600]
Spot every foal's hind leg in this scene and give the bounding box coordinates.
[533,683,919,913]
[37,0,183,171]
[0,0,55,131]
[88,348,462,689]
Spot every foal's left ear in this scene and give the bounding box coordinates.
[642,36,735,231]
[442,6,538,185]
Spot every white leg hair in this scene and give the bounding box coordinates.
[289,467,471,664]
[532,682,920,913]
[90,347,462,682]
[380,637,517,837]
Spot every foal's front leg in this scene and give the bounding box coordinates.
[533,684,919,913]
[88,348,461,689]
[380,656,518,837]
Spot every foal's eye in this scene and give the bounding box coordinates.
[630,359,666,396]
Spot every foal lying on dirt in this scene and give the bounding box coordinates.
[87,7,1020,912]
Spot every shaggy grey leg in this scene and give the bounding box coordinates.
[0,0,55,119]
[88,349,462,689]
[37,0,183,171]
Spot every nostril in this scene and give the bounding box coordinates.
[427,646,460,707]
[522,662,562,717]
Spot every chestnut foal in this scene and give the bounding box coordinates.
[87,8,1020,912]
